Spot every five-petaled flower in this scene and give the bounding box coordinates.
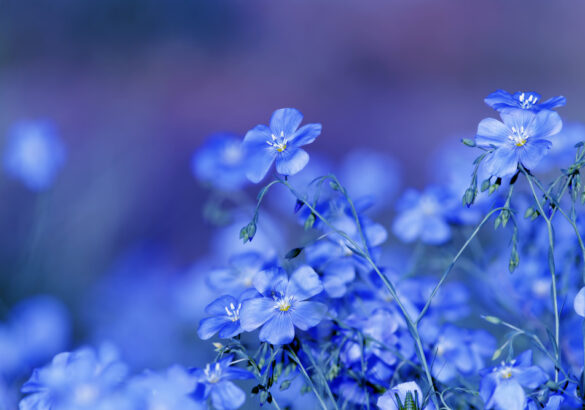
[242,108,322,183]
[484,90,566,113]
[239,265,328,345]
[475,108,562,178]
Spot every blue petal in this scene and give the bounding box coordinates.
[476,118,509,147]
[259,314,295,345]
[252,267,287,296]
[245,148,276,183]
[269,108,303,135]
[519,139,551,170]
[500,108,536,132]
[539,96,566,110]
[205,295,239,316]
[290,301,327,330]
[492,379,525,410]
[482,146,519,178]
[291,123,322,147]
[364,221,388,247]
[275,148,309,176]
[243,124,272,145]
[239,298,275,332]
[286,265,323,301]
[484,90,516,110]
[528,110,562,139]
[479,372,498,407]
[392,210,423,243]
[198,316,230,340]
[513,365,547,389]
[514,350,533,367]
[210,381,246,410]
[217,321,242,339]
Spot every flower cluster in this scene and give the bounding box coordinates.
[6,92,585,410]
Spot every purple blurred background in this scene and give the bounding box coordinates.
[1,1,584,307]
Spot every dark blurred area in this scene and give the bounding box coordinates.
[0,0,584,340]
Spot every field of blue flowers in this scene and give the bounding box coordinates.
[2,88,585,409]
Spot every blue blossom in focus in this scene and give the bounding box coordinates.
[479,350,548,410]
[392,186,453,245]
[127,365,205,410]
[198,290,258,340]
[20,344,129,410]
[192,133,249,191]
[484,90,565,112]
[242,108,322,182]
[191,355,253,410]
[475,109,562,178]
[240,266,327,345]
[377,381,435,410]
[3,120,66,191]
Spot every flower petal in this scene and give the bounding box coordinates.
[210,380,246,410]
[275,148,309,176]
[476,118,510,147]
[269,108,303,135]
[574,287,585,317]
[239,298,275,332]
[291,123,322,147]
[259,314,295,345]
[286,265,323,301]
[245,148,276,183]
[290,301,327,330]
[198,316,230,340]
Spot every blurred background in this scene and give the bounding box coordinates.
[1,0,585,385]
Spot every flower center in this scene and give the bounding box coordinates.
[224,302,242,322]
[508,126,529,147]
[204,363,222,383]
[517,92,540,109]
[499,367,513,379]
[274,294,294,312]
[267,131,288,153]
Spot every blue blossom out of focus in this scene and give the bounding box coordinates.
[3,87,585,410]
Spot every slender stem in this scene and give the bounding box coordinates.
[299,340,340,410]
[287,347,329,410]
[521,169,560,382]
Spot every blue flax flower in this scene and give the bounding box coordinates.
[484,90,565,112]
[3,120,66,191]
[242,108,322,182]
[479,350,548,410]
[377,381,435,410]
[198,289,258,340]
[191,355,253,410]
[476,109,562,178]
[239,266,328,345]
[19,344,128,410]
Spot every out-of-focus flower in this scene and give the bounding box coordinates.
[127,365,205,410]
[392,186,453,245]
[574,286,585,317]
[484,90,565,112]
[19,344,128,410]
[377,381,435,410]
[192,133,249,191]
[479,350,548,410]
[191,355,253,410]
[475,109,562,178]
[243,108,321,182]
[240,266,327,345]
[3,120,66,191]
[207,252,270,294]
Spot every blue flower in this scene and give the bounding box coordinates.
[475,109,562,178]
[484,90,565,112]
[239,266,328,345]
[191,133,249,191]
[127,365,205,410]
[392,186,453,245]
[191,355,253,410]
[377,381,435,410]
[574,286,585,317]
[20,344,129,410]
[3,120,66,191]
[207,252,270,294]
[304,241,356,298]
[479,350,548,410]
[242,108,322,182]
[198,290,258,340]
[527,394,563,410]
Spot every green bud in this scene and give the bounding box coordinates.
[480,178,491,192]
[483,315,502,325]
[304,213,316,230]
[462,138,476,147]
[285,247,303,259]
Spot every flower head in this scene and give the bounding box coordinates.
[476,108,562,178]
[198,290,258,340]
[191,355,253,410]
[243,108,322,182]
[485,90,566,112]
[239,266,327,345]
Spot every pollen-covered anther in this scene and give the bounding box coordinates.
[224,303,242,322]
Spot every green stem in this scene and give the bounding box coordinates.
[287,347,329,410]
